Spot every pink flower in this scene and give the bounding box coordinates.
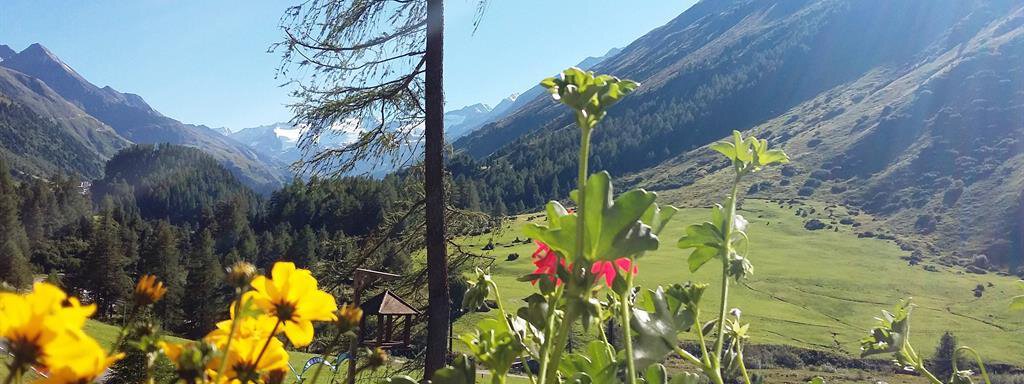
[530,241,638,288]
[531,241,567,285]
[591,258,638,287]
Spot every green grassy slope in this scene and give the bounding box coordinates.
[453,199,1024,365]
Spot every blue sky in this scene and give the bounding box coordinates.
[0,1,695,129]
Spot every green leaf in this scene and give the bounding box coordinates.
[387,376,419,384]
[583,172,658,261]
[709,141,736,161]
[559,341,618,384]
[462,268,493,311]
[807,377,826,384]
[644,364,668,384]
[950,370,975,384]
[733,131,753,164]
[542,67,640,129]
[677,222,723,249]
[860,300,914,365]
[669,372,703,384]
[709,130,789,174]
[458,319,524,383]
[642,203,679,236]
[431,355,476,384]
[517,294,553,332]
[687,247,718,273]
[727,254,754,281]
[535,173,658,263]
[630,284,706,370]
[522,201,578,260]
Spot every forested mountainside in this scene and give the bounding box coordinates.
[449,0,1024,266]
[0,43,286,191]
[0,66,128,177]
[0,143,411,336]
[91,145,259,224]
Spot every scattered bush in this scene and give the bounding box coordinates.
[804,219,826,230]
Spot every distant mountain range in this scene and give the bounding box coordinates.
[450,0,1024,266]
[0,43,286,192]
[223,47,624,176]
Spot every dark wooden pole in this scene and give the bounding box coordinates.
[423,0,450,379]
[403,315,412,345]
[348,276,364,384]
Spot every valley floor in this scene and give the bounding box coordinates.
[453,199,1024,368]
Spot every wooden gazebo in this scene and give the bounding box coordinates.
[359,290,421,349]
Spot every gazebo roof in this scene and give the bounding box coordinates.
[360,290,421,316]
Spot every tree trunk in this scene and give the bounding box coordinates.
[423,0,450,379]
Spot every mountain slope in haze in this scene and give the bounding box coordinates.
[445,103,493,139]
[0,65,129,178]
[454,47,622,154]
[0,44,287,192]
[452,0,1024,266]
[0,45,15,61]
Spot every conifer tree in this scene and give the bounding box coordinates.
[83,210,132,316]
[140,220,187,326]
[290,225,318,267]
[0,158,32,288]
[182,229,224,337]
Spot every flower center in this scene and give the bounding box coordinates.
[273,301,297,322]
[7,335,43,371]
[232,362,261,384]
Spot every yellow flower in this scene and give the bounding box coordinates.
[209,335,289,383]
[204,313,279,347]
[160,340,184,363]
[40,331,122,384]
[160,341,215,384]
[246,262,337,347]
[366,347,389,369]
[133,274,167,306]
[335,303,363,334]
[226,261,258,289]
[0,283,95,368]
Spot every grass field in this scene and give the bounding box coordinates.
[452,199,1024,368]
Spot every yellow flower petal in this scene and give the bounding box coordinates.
[282,320,315,347]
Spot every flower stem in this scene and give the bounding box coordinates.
[538,112,591,384]
[544,306,575,383]
[671,345,703,367]
[693,309,712,368]
[216,291,246,379]
[907,344,942,384]
[490,281,536,384]
[955,346,991,384]
[620,261,638,384]
[536,286,563,384]
[737,345,752,384]
[712,173,741,384]
[3,365,18,384]
[575,115,591,265]
[252,320,283,368]
[308,331,345,384]
[110,305,139,355]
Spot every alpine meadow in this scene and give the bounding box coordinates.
[0,1,1022,384]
